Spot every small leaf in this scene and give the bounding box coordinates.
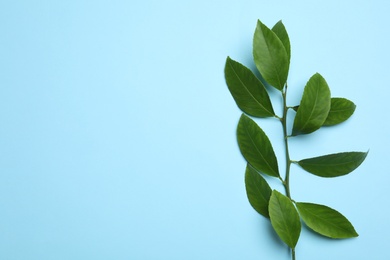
[269,190,301,248]
[245,164,272,217]
[323,98,356,126]
[224,57,275,117]
[298,152,368,177]
[296,202,358,238]
[253,20,289,91]
[237,114,280,177]
[292,73,331,136]
[272,20,291,62]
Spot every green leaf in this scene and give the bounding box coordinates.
[298,152,368,177]
[271,20,291,62]
[269,190,301,248]
[296,202,358,238]
[253,20,289,91]
[224,57,275,117]
[323,98,356,126]
[292,73,331,136]
[237,114,280,177]
[245,164,272,217]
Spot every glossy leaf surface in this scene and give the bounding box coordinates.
[253,20,289,91]
[298,152,368,177]
[271,20,291,62]
[296,202,358,238]
[245,164,272,217]
[224,57,275,117]
[323,98,356,126]
[269,190,301,248]
[237,114,280,177]
[292,73,331,135]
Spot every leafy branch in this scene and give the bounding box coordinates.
[225,19,367,260]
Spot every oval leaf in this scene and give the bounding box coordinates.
[237,114,280,177]
[298,152,368,177]
[253,20,289,91]
[292,73,331,136]
[296,202,358,238]
[245,164,272,218]
[323,98,356,126]
[269,190,301,248]
[224,57,275,117]
[271,20,291,62]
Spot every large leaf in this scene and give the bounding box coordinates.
[269,190,301,248]
[245,164,272,217]
[224,57,275,117]
[237,114,280,177]
[296,202,358,238]
[298,152,368,177]
[292,73,331,136]
[253,20,289,91]
[271,20,291,62]
[323,98,356,126]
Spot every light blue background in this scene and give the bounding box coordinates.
[0,1,388,259]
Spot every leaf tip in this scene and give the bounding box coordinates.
[360,150,369,162]
[275,19,283,25]
[364,150,369,159]
[348,228,359,238]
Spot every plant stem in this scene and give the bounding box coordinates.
[281,85,292,199]
[281,85,295,260]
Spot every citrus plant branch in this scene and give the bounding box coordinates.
[225,19,366,260]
